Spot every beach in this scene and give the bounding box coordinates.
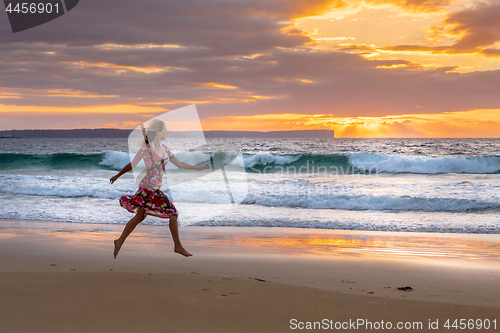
[1,220,499,332]
[3,0,500,329]
[1,138,500,332]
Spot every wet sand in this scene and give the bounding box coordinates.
[0,220,499,332]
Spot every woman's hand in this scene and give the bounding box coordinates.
[110,174,120,184]
[197,164,210,171]
[109,163,132,183]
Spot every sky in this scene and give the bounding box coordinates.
[1,0,500,137]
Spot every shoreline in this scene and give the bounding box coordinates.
[1,219,499,332]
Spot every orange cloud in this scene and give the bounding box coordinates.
[203,82,238,89]
[367,0,453,13]
[0,104,171,130]
[65,61,170,74]
[0,104,164,114]
[45,89,118,98]
[281,0,350,19]
[381,2,500,57]
[202,109,500,138]
[289,0,451,21]
[0,92,22,99]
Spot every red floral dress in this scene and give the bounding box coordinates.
[119,143,178,218]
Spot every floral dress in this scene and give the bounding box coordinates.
[119,143,178,218]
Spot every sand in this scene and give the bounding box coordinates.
[0,219,499,332]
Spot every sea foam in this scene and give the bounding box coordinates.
[347,153,500,174]
[241,193,498,212]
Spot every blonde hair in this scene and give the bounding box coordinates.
[135,119,166,148]
[145,119,166,143]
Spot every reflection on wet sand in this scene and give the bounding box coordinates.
[190,229,500,261]
[2,220,499,264]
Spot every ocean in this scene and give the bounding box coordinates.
[1,137,499,234]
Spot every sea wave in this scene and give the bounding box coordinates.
[2,173,496,213]
[0,150,211,171]
[1,150,499,174]
[241,193,499,212]
[239,153,353,173]
[0,174,126,199]
[99,151,132,169]
[347,153,500,174]
[238,153,500,174]
[0,152,106,170]
[232,153,302,168]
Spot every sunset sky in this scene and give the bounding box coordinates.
[1,0,500,137]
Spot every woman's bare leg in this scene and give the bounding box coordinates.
[113,208,146,258]
[169,214,192,257]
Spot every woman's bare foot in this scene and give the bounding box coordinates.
[113,239,123,259]
[174,246,192,257]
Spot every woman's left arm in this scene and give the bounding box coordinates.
[169,155,210,171]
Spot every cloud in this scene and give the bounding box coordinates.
[0,0,311,49]
[444,1,500,53]
[0,0,499,129]
[382,1,500,56]
[200,109,500,138]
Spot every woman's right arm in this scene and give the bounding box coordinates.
[109,152,143,184]
[110,163,132,184]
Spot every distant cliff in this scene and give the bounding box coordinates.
[0,129,131,138]
[204,130,334,138]
[0,129,334,139]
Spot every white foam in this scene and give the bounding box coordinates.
[347,153,500,174]
[99,150,304,170]
[0,173,245,205]
[234,153,302,168]
[165,151,211,169]
[241,193,497,212]
[0,174,129,199]
[99,151,131,169]
[99,150,212,170]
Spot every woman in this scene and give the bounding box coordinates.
[110,119,210,258]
